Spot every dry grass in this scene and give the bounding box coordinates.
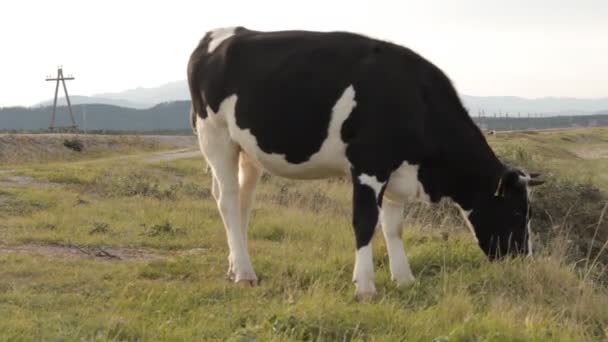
[0,133,196,165]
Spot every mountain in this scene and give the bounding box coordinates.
[460,95,608,116]
[34,95,149,109]
[0,101,192,132]
[89,80,608,116]
[33,81,189,109]
[2,100,607,133]
[28,80,608,116]
[93,80,190,107]
[89,79,608,116]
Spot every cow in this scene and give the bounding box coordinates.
[186,26,545,300]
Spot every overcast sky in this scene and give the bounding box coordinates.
[1,0,607,107]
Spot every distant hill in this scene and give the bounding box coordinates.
[34,81,189,109]
[2,100,608,133]
[460,95,608,116]
[0,101,191,132]
[93,80,190,107]
[34,95,149,109]
[473,114,608,131]
[28,80,608,116]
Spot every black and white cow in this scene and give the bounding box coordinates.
[187,27,545,300]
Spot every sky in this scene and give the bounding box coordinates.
[1,0,607,107]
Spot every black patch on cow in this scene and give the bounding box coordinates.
[188,29,414,164]
[351,169,380,249]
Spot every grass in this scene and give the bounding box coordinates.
[487,127,608,191]
[0,133,190,166]
[488,127,608,281]
[0,128,607,340]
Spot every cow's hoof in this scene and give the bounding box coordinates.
[393,273,416,287]
[235,270,258,287]
[355,290,376,302]
[226,255,235,281]
[236,279,257,287]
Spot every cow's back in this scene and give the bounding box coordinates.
[189,28,444,178]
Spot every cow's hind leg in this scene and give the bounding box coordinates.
[238,153,262,247]
[221,154,261,281]
[210,175,235,280]
[198,120,257,285]
[350,168,388,301]
[380,199,415,286]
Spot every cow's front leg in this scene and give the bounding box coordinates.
[350,169,387,301]
[380,199,415,286]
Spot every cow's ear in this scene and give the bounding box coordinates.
[494,170,523,197]
[527,173,545,187]
[503,170,522,189]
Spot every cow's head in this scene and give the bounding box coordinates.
[466,169,545,260]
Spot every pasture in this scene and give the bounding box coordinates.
[0,128,607,341]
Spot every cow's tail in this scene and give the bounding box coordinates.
[189,83,205,135]
[187,56,205,135]
[190,104,198,135]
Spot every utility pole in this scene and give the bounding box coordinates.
[45,66,77,131]
[82,104,87,134]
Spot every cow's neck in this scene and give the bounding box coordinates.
[418,116,505,210]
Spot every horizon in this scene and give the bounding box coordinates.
[1,0,607,107]
[17,79,608,110]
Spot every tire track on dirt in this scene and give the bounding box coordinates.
[0,243,208,262]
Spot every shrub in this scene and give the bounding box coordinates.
[63,138,84,152]
[88,170,175,199]
[143,221,184,237]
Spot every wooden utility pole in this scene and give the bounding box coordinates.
[45,66,77,130]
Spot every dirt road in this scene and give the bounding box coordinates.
[143,149,202,162]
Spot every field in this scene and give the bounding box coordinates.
[0,129,607,341]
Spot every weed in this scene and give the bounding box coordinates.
[143,221,184,237]
[89,222,110,235]
[88,170,175,199]
[62,138,84,152]
[176,182,211,199]
[251,225,287,242]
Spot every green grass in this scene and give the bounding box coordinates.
[1,128,607,340]
[487,127,608,191]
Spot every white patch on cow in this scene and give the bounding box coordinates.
[353,244,376,297]
[380,200,415,286]
[214,85,355,179]
[208,27,236,53]
[383,161,431,203]
[358,174,383,199]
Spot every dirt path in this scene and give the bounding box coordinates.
[0,176,56,187]
[0,148,204,188]
[570,146,608,159]
[143,149,202,162]
[0,243,208,262]
[74,148,202,164]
